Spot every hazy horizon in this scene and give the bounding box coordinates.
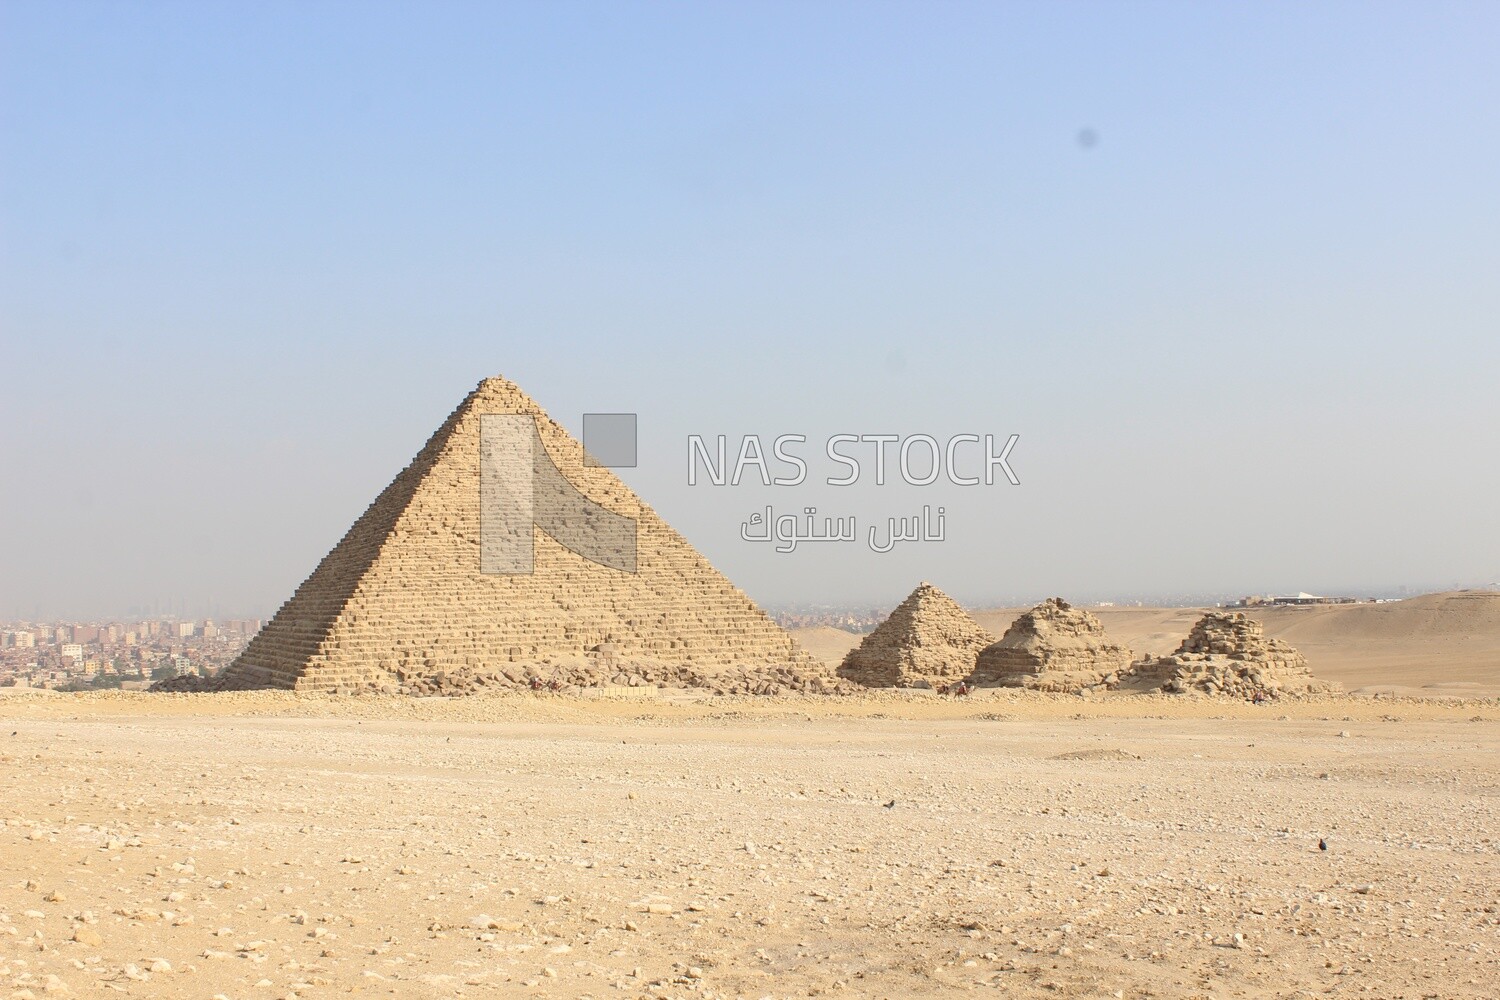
[3,3,1497,620]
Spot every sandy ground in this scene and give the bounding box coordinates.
[1,690,1496,999]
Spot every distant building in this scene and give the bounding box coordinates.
[1229,592,1358,609]
[1270,592,1358,606]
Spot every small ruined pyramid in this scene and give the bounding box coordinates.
[213,376,811,692]
[837,582,995,687]
[1128,611,1337,698]
[968,597,1133,692]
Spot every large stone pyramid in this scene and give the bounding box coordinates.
[968,597,1132,692]
[837,582,995,688]
[1127,611,1337,698]
[215,376,811,691]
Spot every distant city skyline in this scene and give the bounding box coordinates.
[3,3,1497,619]
[6,580,1497,625]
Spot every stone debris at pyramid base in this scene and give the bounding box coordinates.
[154,658,857,697]
[837,581,996,688]
[1123,611,1339,698]
[967,597,1133,694]
[403,660,858,697]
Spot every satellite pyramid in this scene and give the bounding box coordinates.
[1126,611,1337,697]
[837,582,995,687]
[968,597,1132,692]
[215,376,810,691]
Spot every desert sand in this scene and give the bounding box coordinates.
[1,688,1496,999]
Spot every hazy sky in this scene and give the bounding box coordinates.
[2,2,1497,619]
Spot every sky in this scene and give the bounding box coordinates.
[1,1,1497,620]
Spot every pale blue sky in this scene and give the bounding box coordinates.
[2,2,1497,618]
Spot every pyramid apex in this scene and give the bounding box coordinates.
[908,580,951,601]
[460,375,549,416]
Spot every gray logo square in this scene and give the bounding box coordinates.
[583,413,637,468]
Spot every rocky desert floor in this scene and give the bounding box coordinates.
[0,690,1496,999]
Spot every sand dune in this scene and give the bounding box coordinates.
[794,590,1500,698]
